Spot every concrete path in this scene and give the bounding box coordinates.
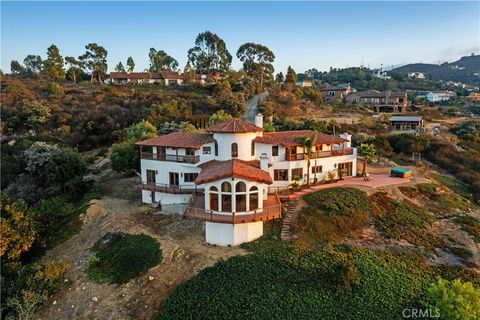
[286,174,411,200]
[243,92,269,124]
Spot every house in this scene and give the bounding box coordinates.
[407,72,426,79]
[371,68,391,80]
[466,92,480,102]
[136,116,357,246]
[319,83,354,103]
[389,116,423,132]
[345,90,409,113]
[295,80,313,87]
[109,71,186,85]
[426,90,457,102]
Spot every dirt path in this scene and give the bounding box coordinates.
[34,171,245,320]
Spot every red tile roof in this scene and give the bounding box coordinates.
[254,130,346,147]
[195,159,273,185]
[206,118,263,133]
[136,132,214,149]
[109,71,185,80]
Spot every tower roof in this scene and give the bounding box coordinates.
[206,118,263,133]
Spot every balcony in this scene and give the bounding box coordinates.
[137,182,204,194]
[185,192,282,224]
[285,148,354,161]
[141,152,200,164]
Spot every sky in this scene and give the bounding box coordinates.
[1,1,479,74]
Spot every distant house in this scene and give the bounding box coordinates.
[426,90,457,102]
[407,72,426,79]
[295,80,313,87]
[319,83,354,103]
[466,92,480,102]
[109,71,186,85]
[389,116,423,132]
[371,69,391,80]
[345,90,409,113]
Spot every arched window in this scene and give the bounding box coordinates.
[251,141,255,156]
[235,182,246,192]
[209,186,218,211]
[221,181,231,192]
[231,143,238,158]
[249,186,259,211]
[214,140,218,156]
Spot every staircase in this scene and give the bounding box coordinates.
[281,199,298,240]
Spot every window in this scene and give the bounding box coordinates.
[221,194,232,212]
[203,146,211,154]
[274,169,288,181]
[272,146,279,157]
[236,194,246,212]
[249,186,259,211]
[291,168,303,179]
[251,141,255,156]
[186,148,195,156]
[231,143,238,157]
[184,173,198,182]
[221,181,231,192]
[235,182,246,192]
[214,140,218,156]
[209,186,218,211]
[312,166,323,174]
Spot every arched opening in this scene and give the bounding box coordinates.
[235,182,247,212]
[231,143,238,158]
[249,186,259,211]
[235,182,246,192]
[209,186,218,211]
[221,181,231,192]
[220,182,232,212]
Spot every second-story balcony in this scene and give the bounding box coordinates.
[285,147,354,161]
[141,152,200,164]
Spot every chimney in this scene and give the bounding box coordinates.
[260,153,269,171]
[340,132,352,148]
[255,114,263,129]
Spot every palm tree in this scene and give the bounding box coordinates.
[295,131,318,186]
[358,143,376,176]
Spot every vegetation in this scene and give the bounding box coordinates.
[187,31,232,74]
[452,215,480,243]
[86,232,162,284]
[358,143,376,175]
[295,131,318,186]
[432,174,472,200]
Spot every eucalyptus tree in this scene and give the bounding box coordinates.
[115,62,126,72]
[79,43,108,84]
[65,56,83,83]
[126,56,135,72]
[236,42,275,92]
[23,55,43,76]
[187,31,232,75]
[148,48,178,72]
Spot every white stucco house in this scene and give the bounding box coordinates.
[136,116,357,246]
[426,90,457,102]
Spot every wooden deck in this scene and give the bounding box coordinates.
[185,193,282,224]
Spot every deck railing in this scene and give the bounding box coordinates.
[285,148,354,161]
[137,182,204,194]
[141,152,200,164]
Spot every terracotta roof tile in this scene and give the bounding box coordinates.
[254,130,346,147]
[206,118,263,133]
[136,132,214,149]
[195,159,272,185]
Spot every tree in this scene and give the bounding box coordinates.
[305,68,319,80]
[126,120,157,141]
[10,60,25,74]
[47,147,88,187]
[285,65,297,85]
[426,278,480,320]
[79,43,108,84]
[111,141,139,173]
[236,43,275,92]
[115,62,126,73]
[64,56,83,83]
[148,48,179,72]
[208,110,232,125]
[358,143,376,175]
[126,56,135,72]
[187,31,232,74]
[295,131,318,186]
[0,192,36,262]
[275,72,284,84]
[23,55,43,76]
[371,137,393,161]
[43,44,65,82]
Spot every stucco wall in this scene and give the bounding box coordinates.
[205,221,263,246]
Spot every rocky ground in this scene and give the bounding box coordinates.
[34,171,244,320]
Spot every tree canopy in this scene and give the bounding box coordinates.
[285,65,297,84]
[79,43,108,83]
[148,48,179,72]
[126,56,135,72]
[115,62,126,73]
[43,44,65,82]
[236,42,275,92]
[187,31,232,74]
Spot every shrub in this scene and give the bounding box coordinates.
[48,147,88,186]
[86,232,162,284]
[303,187,372,217]
[111,141,139,173]
[452,215,480,243]
[426,278,480,320]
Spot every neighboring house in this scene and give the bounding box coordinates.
[295,80,313,87]
[466,92,480,102]
[407,72,426,79]
[371,68,391,80]
[345,90,409,113]
[426,90,457,102]
[319,83,354,103]
[109,71,186,85]
[136,116,357,246]
[389,116,424,132]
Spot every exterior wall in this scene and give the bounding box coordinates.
[213,132,259,161]
[205,221,263,246]
[140,159,200,187]
[141,190,191,205]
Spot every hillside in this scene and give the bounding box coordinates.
[392,55,480,84]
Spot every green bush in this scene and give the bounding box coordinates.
[111,141,139,173]
[303,187,372,217]
[48,147,88,186]
[86,232,162,284]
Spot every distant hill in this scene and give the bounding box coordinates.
[392,55,480,84]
